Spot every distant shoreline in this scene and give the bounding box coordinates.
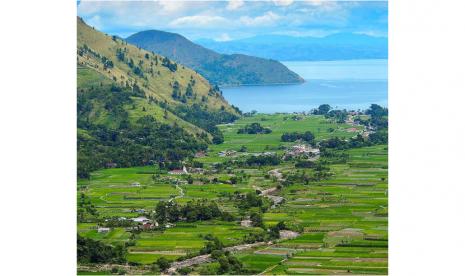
[280,58,388,62]
[219,80,306,89]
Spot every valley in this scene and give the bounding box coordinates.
[76,7,388,274]
[78,111,388,275]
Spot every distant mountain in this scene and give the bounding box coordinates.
[195,33,388,61]
[126,30,303,86]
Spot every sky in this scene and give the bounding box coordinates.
[77,0,388,41]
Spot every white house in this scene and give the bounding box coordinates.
[132,216,150,223]
[97,227,110,233]
[168,166,188,175]
[241,219,252,227]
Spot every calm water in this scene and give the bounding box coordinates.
[222,59,387,113]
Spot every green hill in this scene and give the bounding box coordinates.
[126,30,304,86]
[77,17,240,178]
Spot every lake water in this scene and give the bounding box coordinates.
[222,59,387,113]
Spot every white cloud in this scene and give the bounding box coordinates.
[169,15,228,28]
[273,0,294,7]
[77,0,387,42]
[78,1,107,14]
[304,0,324,6]
[240,11,281,27]
[272,29,338,38]
[303,0,341,11]
[354,30,388,37]
[158,0,185,13]
[227,0,244,11]
[215,33,232,41]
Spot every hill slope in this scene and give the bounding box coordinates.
[126,30,303,86]
[77,17,240,177]
[196,33,388,61]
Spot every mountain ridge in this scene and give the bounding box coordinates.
[195,33,388,61]
[126,30,304,86]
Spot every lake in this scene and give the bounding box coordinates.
[222,59,387,113]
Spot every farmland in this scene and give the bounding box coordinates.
[77,112,388,275]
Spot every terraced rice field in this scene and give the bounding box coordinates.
[77,114,387,274]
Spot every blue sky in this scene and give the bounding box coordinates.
[77,1,388,41]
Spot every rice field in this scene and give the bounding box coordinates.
[77,114,387,274]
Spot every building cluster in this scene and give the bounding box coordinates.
[284,144,320,160]
[131,216,159,230]
[251,152,276,157]
[218,150,237,157]
[97,215,161,234]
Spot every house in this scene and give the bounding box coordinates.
[142,221,159,230]
[131,182,141,187]
[194,151,206,158]
[252,152,276,157]
[142,223,152,230]
[279,230,299,239]
[105,162,117,168]
[346,127,359,133]
[168,166,188,175]
[98,227,110,233]
[241,219,252,228]
[362,131,375,138]
[190,167,205,174]
[132,216,150,223]
[345,115,355,125]
[218,150,237,157]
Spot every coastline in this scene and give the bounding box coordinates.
[219,79,305,89]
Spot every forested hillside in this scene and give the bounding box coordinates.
[126,30,303,86]
[77,17,240,178]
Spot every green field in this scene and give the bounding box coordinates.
[196,114,363,163]
[77,113,387,274]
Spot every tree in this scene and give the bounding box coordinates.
[77,235,126,264]
[366,104,388,118]
[315,104,331,115]
[281,131,314,142]
[185,83,194,97]
[200,235,224,254]
[250,212,264,228]
[178,267,192,275]
[218,256,230,274]
[237,123,272,134]
[276,221,286,230]
[156,257,170,271]
[212,133,224,144]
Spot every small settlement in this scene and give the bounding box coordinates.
[283,144,320,160]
